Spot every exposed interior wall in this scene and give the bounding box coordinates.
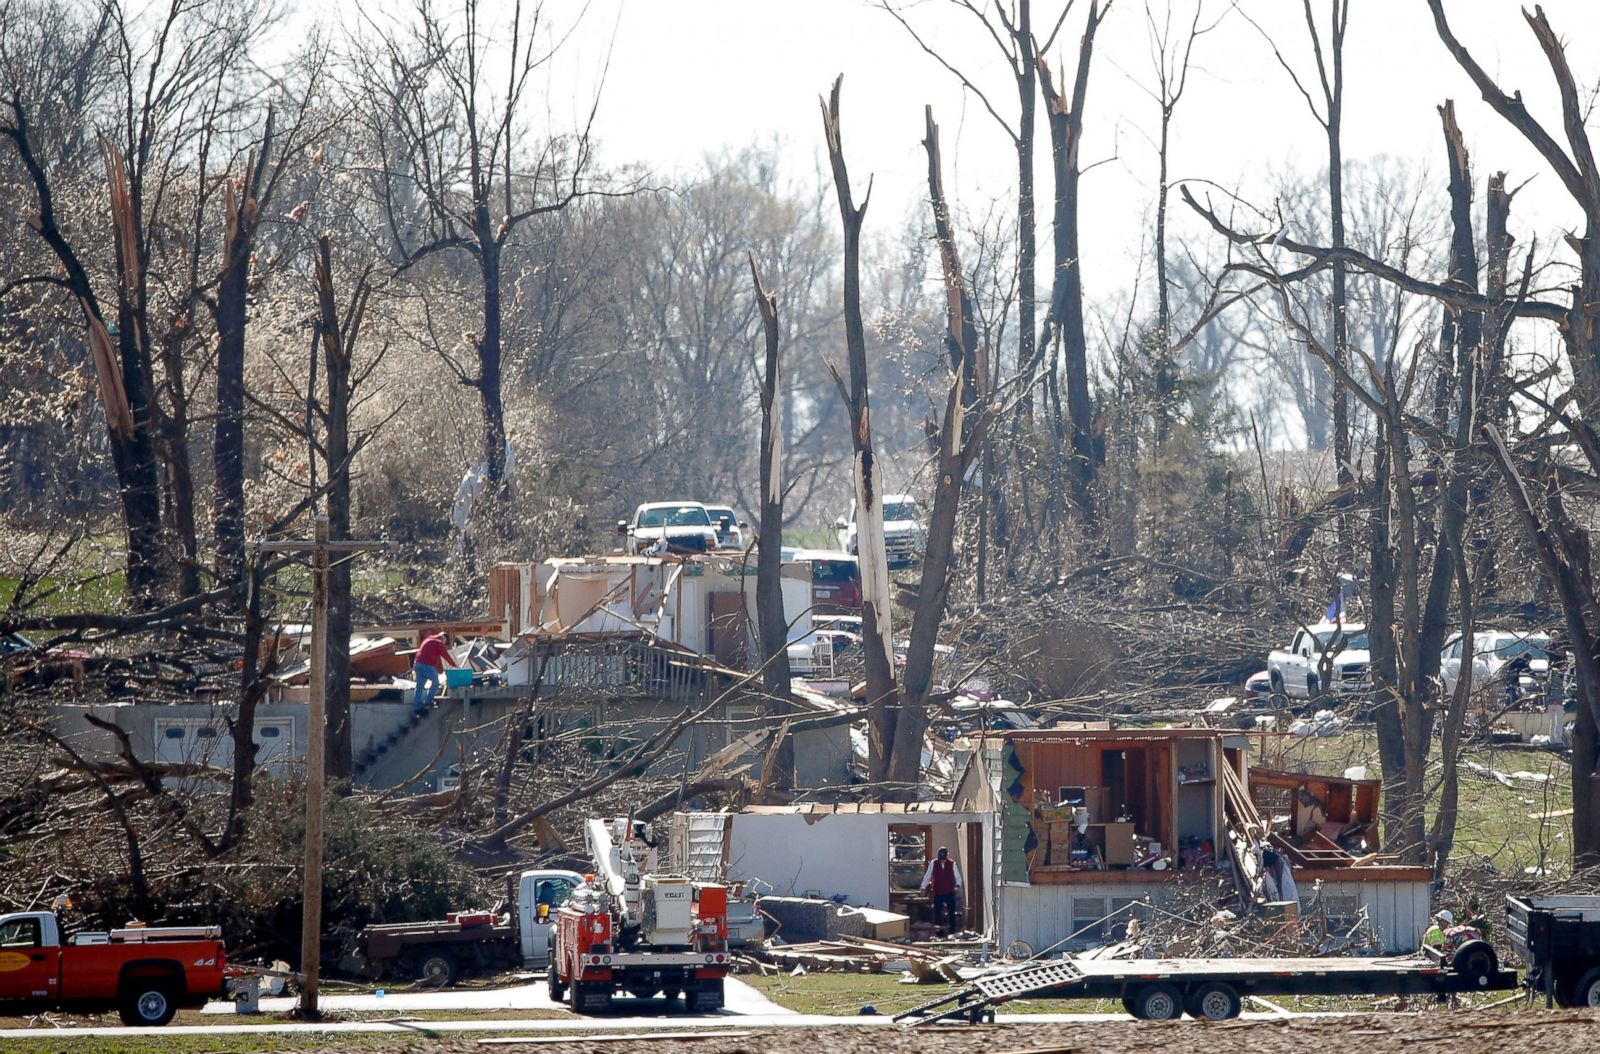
[727,812,989,912]
[729,813,895,906]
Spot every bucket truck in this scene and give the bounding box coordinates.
[547,817,730,1013]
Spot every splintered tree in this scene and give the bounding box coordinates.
[749,254,793,789]
[819,76,900,784]
[889,108,992,784]
[1036,0,1110,533]
[1424,1,1600,866]
[1182,99,1522,864]
[354,0,606,490]
[313,237,376,784]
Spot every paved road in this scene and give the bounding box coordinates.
[196,976,788,1016]
[0,974,1368,1041]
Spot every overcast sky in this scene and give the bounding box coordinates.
[532,0,1594,297]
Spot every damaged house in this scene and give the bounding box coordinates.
[679,725,1432,955]
[47,552,854,793]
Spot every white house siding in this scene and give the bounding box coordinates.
[996,882,1165,956]
[997,876,1430,956]
[1312,878,1432,954]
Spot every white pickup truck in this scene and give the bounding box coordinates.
[1267,622,1371,699]
[835,495,927,569]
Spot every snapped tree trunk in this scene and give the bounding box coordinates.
[214,119,274,602]
[890,108,990,786]
[750,256,793,790]
[478,234,508,487]
[1036,0,1107,531]
[314,236,372,785]
[820,76,899,782]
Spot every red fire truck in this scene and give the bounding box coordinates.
[546,818,731,1013]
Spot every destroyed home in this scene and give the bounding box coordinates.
[47,553,854,792]
[680,725,1431,955]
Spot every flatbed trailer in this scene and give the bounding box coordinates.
[894,947,1517,1024]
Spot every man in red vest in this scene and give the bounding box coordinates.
[919,846,962,936]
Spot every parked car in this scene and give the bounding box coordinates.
[781,548,861,612]
[1267,622,1370,699]
[1441,630,1550,698]
[617,502,719,555]
[701,504,748,550]
[834,495,926,569]
[1243,670,1273,703]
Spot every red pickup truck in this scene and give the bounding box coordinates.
[0,911,228,1026]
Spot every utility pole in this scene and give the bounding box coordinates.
[249,517,386,1017]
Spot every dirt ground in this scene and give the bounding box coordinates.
[232,1011,1600,1054]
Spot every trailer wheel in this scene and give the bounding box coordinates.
[1186,982,1242,1021]
[416,950,460,987]
[1130,983,1184,1020]
[1451,941,1498,983]
[1120,993,1139,1018]
[1574,967,1600,1008]
[118,980,177,1027]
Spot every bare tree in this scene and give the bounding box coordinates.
[1,0,262,602]
[353,0,610,491]
[820,76,899,784]
[889,108,993,784]
[313,236,376,783]
[1425,1,1600,866]
[749,254,793,788]
[1037,0,1110,532]
[1245,0,1354,553]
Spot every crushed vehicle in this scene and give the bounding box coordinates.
[835,495,927,569]
[0,909,228,1026]
[617,502,719,555]
[700,503,747,550]
[354,869,584,985]
[1267,622,1370,700]
[547,818,730,1013]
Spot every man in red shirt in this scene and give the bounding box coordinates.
[413,631,457,715]
[919,846,962,937]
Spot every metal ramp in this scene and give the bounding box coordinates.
[893,958,1086,1026]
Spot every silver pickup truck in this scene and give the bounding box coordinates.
[1267,622,1370,699]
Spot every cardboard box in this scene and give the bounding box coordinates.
[1099,821,1137,866]
[849,906,911,942]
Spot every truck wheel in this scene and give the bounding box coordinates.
[119,981,178,1027]
[687,979,725,1012]
[546,960,566,1003]
[1130,983,1183,1021]
[1186,982,1241,1020]
[1574,967,1600,1008]
[417,951,460,987]
[1307,675,1320,697]
[1269,671,1285,701]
